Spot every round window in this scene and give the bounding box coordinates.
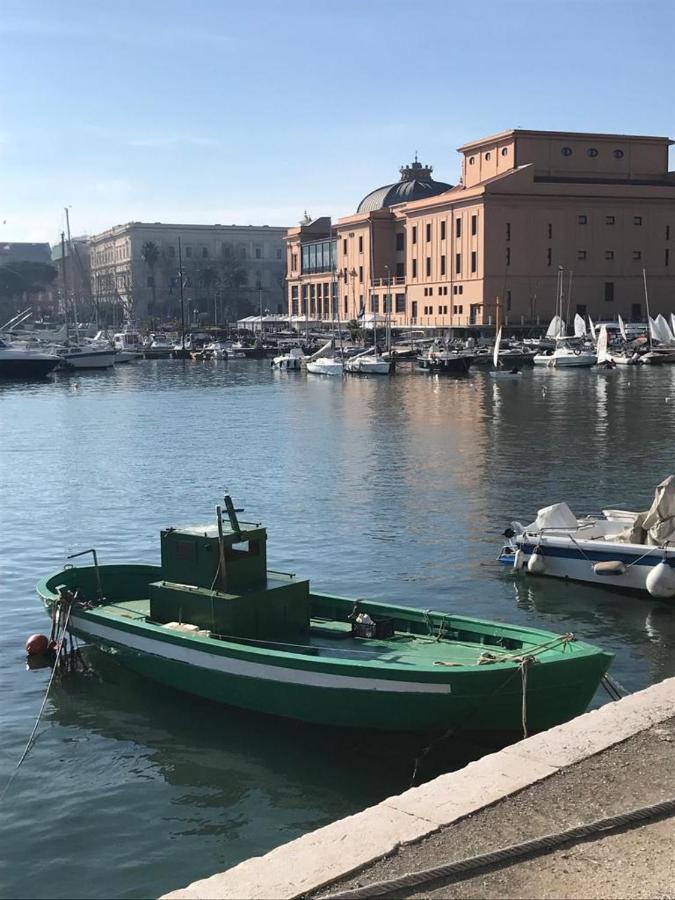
[468,156,475,165]
[587,148,599,157]
[613,149,624,159]
[485,152,491,161]
[561,147,573,156]
[501,147,508,156]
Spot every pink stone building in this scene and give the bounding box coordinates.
[286,130,675,330]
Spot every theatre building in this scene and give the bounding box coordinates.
[286,129,675,329]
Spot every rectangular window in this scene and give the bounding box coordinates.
[411,301,418,319]
[438,305,442,314]
[254,248,261,259]
[453,286,458,295]
[577,250,587,260]
[547,223,552,239]
[605,216,615,225]
[358,236,363,253]
[506,247,511,266]
[666,225,671,241]
[443,305,448,314]
[396,262,405,277]
[547,247,552,267]
[396,233,405,252]
[578,215,587,225]
[440,255,446,276]
[604,282,614,302]
[412,259,417,278]
[471,251,477,273]
[426,223,431,242]
[605,250,614,260]
[471,215,477,236]
[395,294,406,313]
[185,246,192,258]
[458,285,463,294]
[453,305,458,314]
[202,247,209,258]
[632,250,642,260]
[412,226,417,245]
[456,218,462,238]
[359,266,363,283]
[425,257,431,277]
[631,303,642,321]
[343,239,347,254]
[666,248,670,267]
[455,253,461,274]
[634,216,642,226]
[344,297,348,315]
[440,221,446,240]
[371,295,379,313]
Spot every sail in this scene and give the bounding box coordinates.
[546,315,565,339]
[596,325,609,363]
[649,317,660,342]
[655,314,675,345]
[617,314,627,341]
[671,313,675,338]
[493,327,502,368]
[588,315,597,340]
[573,314,586,337]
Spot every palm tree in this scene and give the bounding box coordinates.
[141,241,160,320]
[200,266,220,323]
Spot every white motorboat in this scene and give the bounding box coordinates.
[499,476,675,600]
[306,356,344,377]
[344,350,390,375]
[272,347,304,370]
[0,339,60,378]
[144,335,175,359]
[112,331,144,363]
[533,337,596,367]
[58,345,117,369]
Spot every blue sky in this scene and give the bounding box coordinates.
[1,0,674,243]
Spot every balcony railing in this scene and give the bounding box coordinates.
[370,276,406,288]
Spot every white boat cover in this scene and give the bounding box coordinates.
[642,475,675,545]
[524,502,578,533]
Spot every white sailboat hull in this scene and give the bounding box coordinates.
[533,352,596,367]
[306,359,344,376]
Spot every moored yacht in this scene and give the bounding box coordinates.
[0,339,60,378]
[533,337,596,367]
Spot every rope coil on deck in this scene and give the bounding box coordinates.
[323,797,675,899]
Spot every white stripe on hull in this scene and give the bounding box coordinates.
[73,616,452,694]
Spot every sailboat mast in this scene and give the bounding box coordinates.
[60,231,69,339]
[178,237,186,350]
[64,208,80,342]
[643,268,652,350]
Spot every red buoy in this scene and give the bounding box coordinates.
[25,634,50,656]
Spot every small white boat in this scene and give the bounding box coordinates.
[533,337,596,368]
[112,331,144,363]
[0,339,60,378]
[272,347,304,370]
[144,335,174,359]
[59,345,117,370]
[500,477,675,600]
[306,356,344,377]
[204,341,230,360]
[344,350,390,375]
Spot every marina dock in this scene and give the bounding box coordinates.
[163,677,675,900]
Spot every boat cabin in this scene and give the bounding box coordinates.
[149,514,310,642]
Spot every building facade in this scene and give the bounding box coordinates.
[89,222,287,323]
[287,130,675,329]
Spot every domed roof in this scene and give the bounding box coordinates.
[357,158,452,214]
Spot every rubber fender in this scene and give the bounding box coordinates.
[593,560,627,576]
[527,551,546,575]
[646,560,675,598]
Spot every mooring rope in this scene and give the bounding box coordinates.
[0,598,75,803]
[323,797,675,899]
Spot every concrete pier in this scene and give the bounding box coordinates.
[162,677,675,900]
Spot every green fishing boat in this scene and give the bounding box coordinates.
[36,498,612,735]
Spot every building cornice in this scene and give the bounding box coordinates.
[458,128,673,152]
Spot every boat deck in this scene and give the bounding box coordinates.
[86,600,558,669]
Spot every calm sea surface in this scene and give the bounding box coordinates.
[1,360,674,899]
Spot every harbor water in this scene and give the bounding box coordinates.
[1,360,674,899]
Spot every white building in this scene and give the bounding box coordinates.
[88,222,287,322]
